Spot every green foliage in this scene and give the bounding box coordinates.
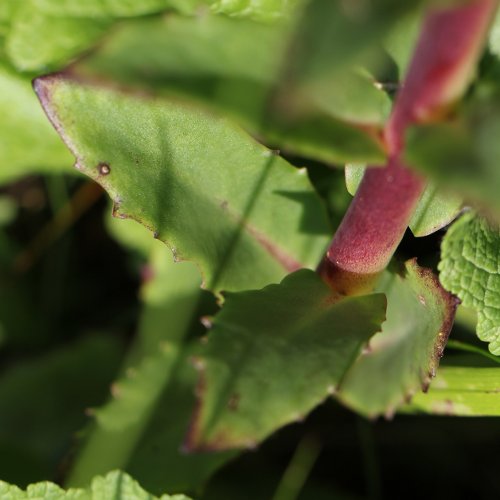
[406,366,500,416]
[74,13,387,164]
[185,270,386,450]
[439,213,500,354]
[2,0,500,497]
[1,0,201,73]
[35,76,331,294]
[5,3,109,72]
[0,65,73,184]
[68,220,232,493]
[338,260,457,417]
[290,0,422,81]
[0,470,191,499]
[0,336,123,486]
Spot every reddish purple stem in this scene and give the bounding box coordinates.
[319,0,497,295]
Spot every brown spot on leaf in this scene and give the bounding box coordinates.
[97,162,111,176]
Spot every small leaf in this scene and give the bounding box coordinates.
[404,366,500,416]
[294,67,392,127]
[337,260,458,418]
[345,165,462,237]
[184,270,386,451]
[409,184,462,237]
[35,75,331,294]
[0,470,191,499]
[439,212,500,354]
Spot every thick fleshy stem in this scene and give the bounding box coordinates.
[319,0,498,295]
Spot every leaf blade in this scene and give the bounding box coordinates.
[184,270,386,451]
[337,260,458,417]
[34,75,331,294]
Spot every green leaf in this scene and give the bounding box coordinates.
[75,14,386,164]
[409,184,463,237]
[298,68,391,126]
[405,92,500,216]
[6,2,109,72]
[184,270,386,451]
[35,75,331,294]
[0,65,73,184]
[404,366,500,416]
[81,14,287,85]
[68,221,233,493]
[345,165,462,237]
[264,115,386,165]
[337,260,458,418]
[439,212,500,355]
[0,470,191,499]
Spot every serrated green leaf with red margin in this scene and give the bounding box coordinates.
[184,270,386,451]
[34,75,331,294]
[336,259,458,418]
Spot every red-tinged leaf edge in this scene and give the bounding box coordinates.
[32,74,318,294]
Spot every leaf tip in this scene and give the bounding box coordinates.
[32,74,57,106]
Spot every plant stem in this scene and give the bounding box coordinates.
[319,0,497,295]
[272,434,322,500]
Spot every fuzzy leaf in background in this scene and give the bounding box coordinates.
[0,336,124,487]
[405,88,500,218]
[0,65,73,184]
[68,219,233,494]
[74,13,387,165]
